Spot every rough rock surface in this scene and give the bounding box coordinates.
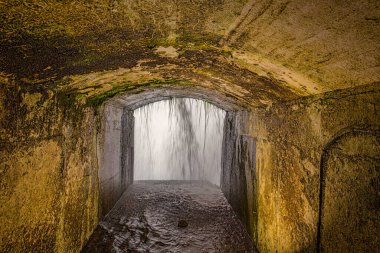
[0,1,379,252]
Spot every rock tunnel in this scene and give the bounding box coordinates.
[0,0,379,252]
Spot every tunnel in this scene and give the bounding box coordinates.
[82,90,258,252]
[93,87,257,236]
[0,0,379,252]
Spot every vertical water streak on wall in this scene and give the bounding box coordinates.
[133,98,226,185]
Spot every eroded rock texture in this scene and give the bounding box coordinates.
[320,132,380,252]
[0,0,379,252]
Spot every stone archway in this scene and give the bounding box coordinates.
[97,86,256,229]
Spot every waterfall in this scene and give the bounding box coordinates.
[133,98,226,186]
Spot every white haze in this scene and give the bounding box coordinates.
[133,98,226,186]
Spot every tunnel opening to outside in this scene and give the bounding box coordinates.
[133,98,226,186]
[88,88,258,252]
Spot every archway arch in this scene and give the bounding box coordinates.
[317,128,380,252]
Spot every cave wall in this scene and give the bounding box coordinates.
[0,82,100,253]
[97,105,131,217]
[238,134,258,240]
[243,83,380,252]
[0,1,378,250]
[221,111,238,206]
[221,110,259,241]
[1,76,379,253]
[121,109,134,194]
[98,105,136,218]
[320,130,380,252]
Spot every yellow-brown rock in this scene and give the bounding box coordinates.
[0,1,379,252]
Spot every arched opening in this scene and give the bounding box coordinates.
[84,87,258,252]
[317,129,380,252]
[96,86,248,216]
[133,98,226,185]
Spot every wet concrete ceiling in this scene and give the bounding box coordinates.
[1,0,379,106]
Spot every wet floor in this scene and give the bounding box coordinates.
[81,181,256,253]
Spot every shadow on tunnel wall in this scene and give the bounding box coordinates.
[97,106,134,217]
[317,128,380,252]
[221,111,259,244]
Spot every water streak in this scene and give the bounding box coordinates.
[133,98,226,185]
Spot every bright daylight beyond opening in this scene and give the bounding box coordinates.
[133,98,226,186]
